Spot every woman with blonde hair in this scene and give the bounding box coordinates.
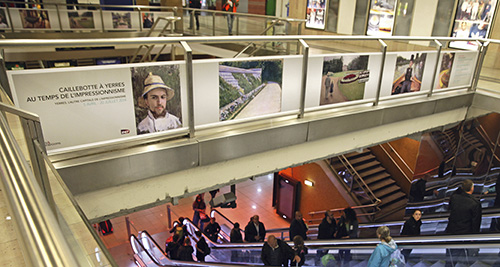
[367,226,398,267]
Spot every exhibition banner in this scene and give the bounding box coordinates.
[436,51,478,88]
[219,59,283,121]
[367,0,397,36]
[450,0,498,50]
[391,52,427,95]
[8,62,184,150]
[320,55,370,105]
[305,0,327,29]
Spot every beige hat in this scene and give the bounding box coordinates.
[141,72,175,101]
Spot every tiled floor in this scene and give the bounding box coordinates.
[100,173,290,267]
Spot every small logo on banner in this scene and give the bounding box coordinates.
[121,129,130,135]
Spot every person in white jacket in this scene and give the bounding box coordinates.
[137,72,181,134]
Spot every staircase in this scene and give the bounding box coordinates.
[329,149,407,221]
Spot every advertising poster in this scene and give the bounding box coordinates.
[20,9,51,29]
[320,55,370,105]
[448,52,477,87]
[142,13,154,28]
[219,60,283,121]
[305,0,327,29]
[68,11,95,29]
[451,0,497,49]
[392,53,427,95]
[8,68,136,150]
[436,52,455,89]
[0,9,9,29]
[131,65,183,135]
[367,0,397,36]
[112,12,131,29]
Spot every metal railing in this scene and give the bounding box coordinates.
[0,34,498,265]
[0,1,178,33]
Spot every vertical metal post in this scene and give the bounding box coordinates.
[126,217,131,237]
[212,12,216,36]
[428,39,442,97]
[20,119,56,215]
[5,6,14,32]
[298,39,309,119]
[471,41,489,91]
[99,7,105,32]
[167,205,172,228]
[236,15,239,35]
[190,10,195,34]
[374,39,387,106]
[55,4,63,32]
[180,41,195,138]
[170,44,176,61]
[296,22,303,55]
[138,8,143,32]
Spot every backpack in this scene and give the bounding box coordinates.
[204,245,211,256]
[389,248,405,267]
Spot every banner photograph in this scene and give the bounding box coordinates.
[392,53,427,95]
[436,53,455,89]
[367,0,396,36]
[450,0,497,49]
[68,11,95,29]
[305,0,327,29]
[131,65,183,135]
[320,55,370,105]
[219,59,283,121]
[8,68,136,150]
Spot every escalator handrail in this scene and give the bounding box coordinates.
[211,232,500,250]
[130,234,165,266]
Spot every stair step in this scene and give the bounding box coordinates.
[373,184,401,198]
[379,192,407,207]
[375,198,408,220]
[358,166,386,177]
[353,161,380,172]
[354,172,391,187]
[347,154,376,165]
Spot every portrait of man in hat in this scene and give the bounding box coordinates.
[132,66,182,135]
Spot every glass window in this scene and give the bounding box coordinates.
[431,0,456,36]
[325,0,340,32]
[393,0,415,36]
[353,0,369,35]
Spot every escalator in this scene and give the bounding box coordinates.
[132,228,500,266]
[131,209,500,266]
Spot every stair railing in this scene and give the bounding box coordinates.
[378,143,413,184]
[130,16,182,63]
[476,123,500,164]
[338,154,381,206]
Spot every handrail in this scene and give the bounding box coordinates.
[476,124,500,163]
[0,111,80,266]
[339,154,382,206]
[130,233,164,266]
[0,35,491,47]
[379,143,413,183]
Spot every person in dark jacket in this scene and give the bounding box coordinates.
[289,211,308,241]
[195,231,209,262]
[245,215,266,242]
[230,222,243,262]
[165,234,181,260]
[316,210,336,263]
[400,209,422,260]
[409,174,435,202]
[445,179,482,267]
[336,207,358,264]
[177,237,195,261]
[204,217,221,243]
[261,235,300,266]
[188,0,201,30]
[230,222,243,243]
